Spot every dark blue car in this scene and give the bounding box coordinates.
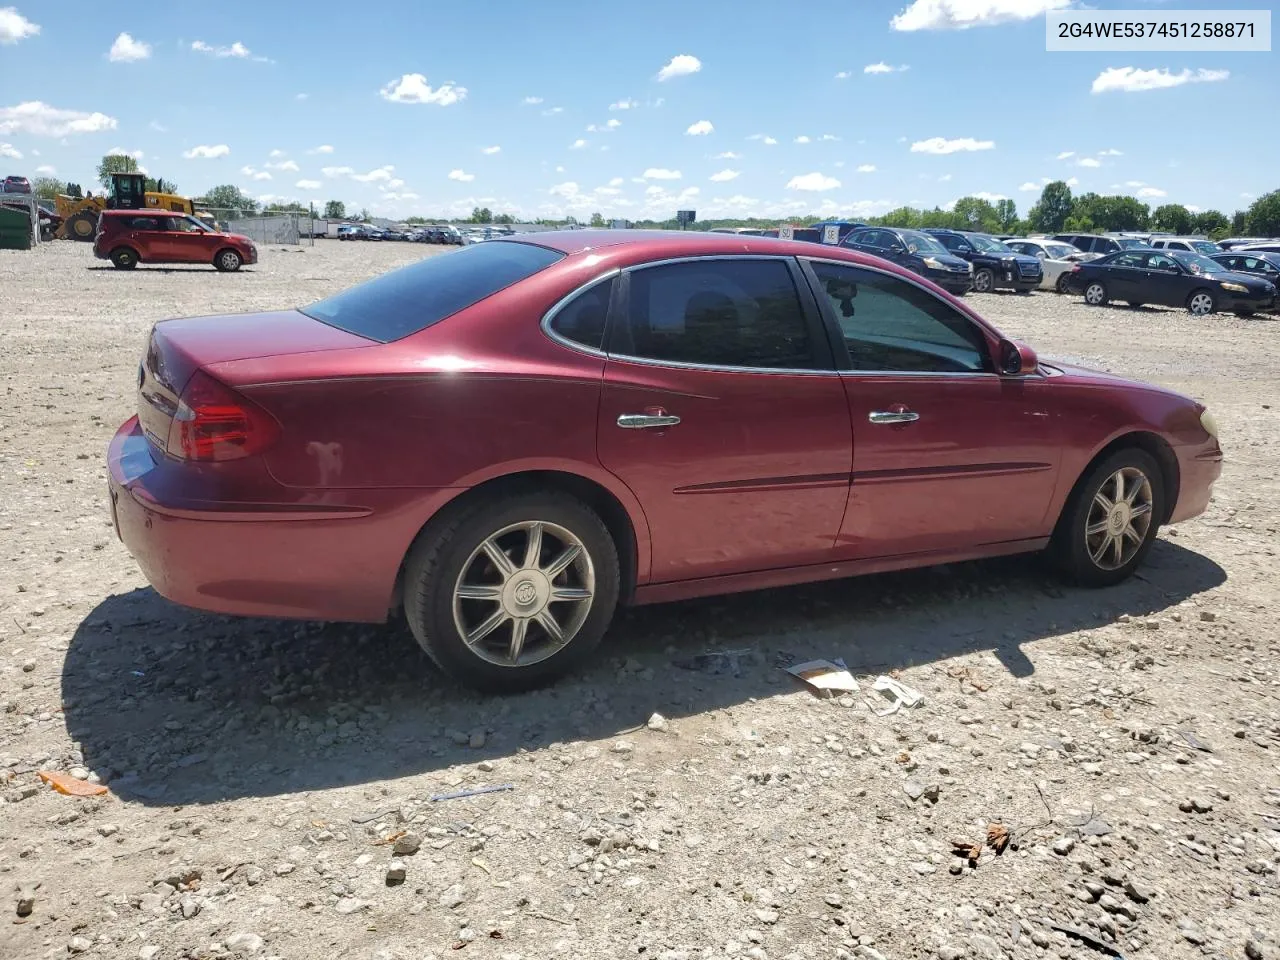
[840,227,972,295]
[922,229,1043,294]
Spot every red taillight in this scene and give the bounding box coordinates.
[1070,265,1082,272]
[166,370,279,462]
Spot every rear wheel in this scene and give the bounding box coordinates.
[972,268,995,293]
[64,210,98,242]
[1084,281,1109,306]
[1055,273,1072,294]
[1051,448,1164,587]
[1187,289,1217,316]
[214,248,242,272]
[403,491,620,692]
[110,247,138,270]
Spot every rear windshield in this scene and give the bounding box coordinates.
[301,240,564,342]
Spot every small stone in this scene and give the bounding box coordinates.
[1179,920,1206,945]
[385,860,406,885]
[956,905,980,923]
[179,895,201,919]
[646,712,669,732]
[334,898,370,915]
[754,908,779,924]
[469,731,486,749]
[938,946,966,960]
[139,947,161,960]
[226,933,265,955]
[273,861,295,876]
[1245,940,1264,960]
[1052,837,1075,856]
[68,937,92,953]
[1123,879,1153,904]
[746,949,768,960]
[911,862,937,875]
[96,824,119,838]
[904,780,926,801]
[440,884,467,909]
[824,893,843,908]
[1030,930,1051,948]
[392,833,422,856]
[1199,611,1217,622]
[21,660,36,673]
[478,760,495,772]
[611,740,634,755]
[1191,796,1213,813]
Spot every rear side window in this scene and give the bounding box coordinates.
[548,276,615,350]
[301,241,565,343]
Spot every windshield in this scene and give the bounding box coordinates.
[1116,237,1147,249]
[969,234,1014,254]
[900,231,948,255]
[1188,240,1220,255]
[1044,243,1079,259]
[1170,251,1227,275]
[180,215,210,232]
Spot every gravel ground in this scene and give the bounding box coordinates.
[1,240,1278,960]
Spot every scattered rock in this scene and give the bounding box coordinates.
[440,884,467,909]
[754,908,779,924]
[1245,940,1264,960]
[938,947,966,960]
[68,937,92,953]
[1124,878,1153,904]
[273,861,295,876]
[1179,919,1207,945]
[385,859,406,885]
[904,780,926,801]
[611,740,634,755]
[15,879,39,917]
[139,947,160,960]
[334,898,371,915]
[226,933,265,955]
[1052,837,1076,856]
[647,712,669,732]
[393,833,422,856]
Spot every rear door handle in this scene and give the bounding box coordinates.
[868,410,920,425]
[617,413,681,430]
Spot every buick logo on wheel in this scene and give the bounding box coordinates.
[513,580,537,606]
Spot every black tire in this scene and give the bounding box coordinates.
[972,268,995,293]
[64,210,98,242]
[1055,273,1072,294]
[1127,302,1145,309]
[403,491,620,693]
[110,247,138,270]
[1083,280,1109,307]
[1050,448,1165,588]
[1234,309,1254,318]
[1186,288,1217,316]
[214,248,242,272]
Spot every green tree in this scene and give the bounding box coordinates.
[1152,203,1194,235]
[96,153,140,189]
[197,184,259,219]
[323,200,346,219]
[589,211,605,227]
[145,177,177,194]
[470,206,493,223]
[1231,210,1247,233]
[493,212,515,225]
[1027,181,1074,233]
[1245,190,1280,236]
[951,196,999,232]
[32,177,68,200]
[357,207,371,222]
[995,198,1018,232]
[1192,209,1229,239]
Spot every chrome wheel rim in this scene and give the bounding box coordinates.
[221,252,239,269]
[1189,292,1213,315]
[452,520,595,667]
[1085,283,1105,305]
[1085,467,1154,571]
[974,271,992,292]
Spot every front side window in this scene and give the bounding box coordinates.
[548,276,615,350]
[809,261,990,374]
[615,258,816,370]
[1147,254,1179,271]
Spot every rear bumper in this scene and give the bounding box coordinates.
[107,417,436,623]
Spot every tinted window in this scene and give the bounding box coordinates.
[302,241,564,343]
[1148,254,1179,270]
[851,229,882,247]
[810,261,989,374]
[548,276,614,351]
[127,216,162,230]
[617,259,816,370]
[1245,257,1278,273]
[1111,253,1146,268]
[1007,242,1031,255]
[934,234,963,251]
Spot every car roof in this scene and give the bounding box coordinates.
[510,228,843,257]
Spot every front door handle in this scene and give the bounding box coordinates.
[868,410,920,425]
[617,413,681,430]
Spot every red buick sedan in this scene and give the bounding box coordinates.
[107,231,1222,691]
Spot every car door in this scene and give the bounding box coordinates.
[1100,251,1149,302]
[1144,253,1185,306]
[596,256,853,583]
[124,215,166,260]
[802,258,1061,558]
[159,216,209,263]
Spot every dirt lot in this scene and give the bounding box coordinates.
[1,240,1278,960]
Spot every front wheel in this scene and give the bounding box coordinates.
[1187,289,1217,316]
[972,268,995,293]
[214,248,242,272]
[1084,281,1109,306]
[403,491,620,693]
[1051,448,1164,587]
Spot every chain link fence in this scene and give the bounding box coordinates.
[198,208,317,246]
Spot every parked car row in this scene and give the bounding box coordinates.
[1064,247,1277,316]
[838,227,1044,296]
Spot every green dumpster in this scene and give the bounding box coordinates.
[0,205,33,250]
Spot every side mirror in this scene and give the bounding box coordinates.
[999,338,1039,376]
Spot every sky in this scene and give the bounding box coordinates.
[1,0,1275,222]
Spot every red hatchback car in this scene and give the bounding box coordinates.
[107,232,1222,691]
[93,210,258,272]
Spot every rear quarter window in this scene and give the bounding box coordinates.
[301,241,565,343]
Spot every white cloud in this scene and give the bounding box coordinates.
[523,96,544,105]
[542,106,564,116]
[570,138,587,149]
[910,136,995,154]
[295,93,308,101]
[820,134,840,142]
[295,179,321,190]
[191,40,251,59]
[183,144,230,159]
[685,120,714,136]
[380,192,419,202]
[108,32,150,62]
[379,74,467,106]
[595,186,621,196]
[556,165,566,173]
[448,169,475,182]
[643,168,682,180]
[609,99,637,110]
[107,147,144,160]
[240,165,272,181]
[606,118,621,129]
[35,163,55,174]
[351,165,395,183]
[794,135,811,144]
[786,172,841,192]
[609,177,624,186]
[0,142,20,159]
[747,133,778,145]
[1136,186,1167,198]
[1076,157,1101,168]
[972,191,1006,202]
[268,159,299,172]
[481,145,501,155]
[0,6,39,44]
[269,149,285,158]
[0,101,117,136]
[1091,66,1229,94]
[385,178,404,189]
[709,169,740,182]
[857,164,877,173]
[938,173,952,182]
[321,166,353,177]
[1018,181,1039,191]
[864,62,908,74]
[549,181,579,198]
[149,119,167,132]
[891,0,1070,31]
[1065,177,1079,187]
[712,151,741,160]
[1098,148,1123,156]
[1056,150,1075,160]
[1186,204,1201,213]
[835,70,852,79]
[656,54,702,81]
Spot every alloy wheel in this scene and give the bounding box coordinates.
[1085,283,1106,305]
[221,251,240,270]
[974,270,993,293]
[1189,292,1214,316]
[1084,467,1154,571]
[451,520,596,667]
